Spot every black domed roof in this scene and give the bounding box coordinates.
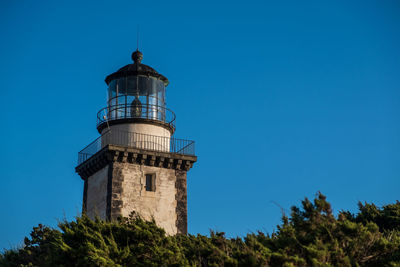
[105,50,169,86]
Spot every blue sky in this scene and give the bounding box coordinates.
[1,0,399,249]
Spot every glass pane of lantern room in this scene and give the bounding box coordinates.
[139,76,151,106]
[108,80,116,105]
[108,80,118,119]
[127,77,146,108]
[126,76,138,96]
[157,83,164,106]
[115,78,128,118]
[117,77,128,96]
[156,80,165,120]
[148,78,159,119]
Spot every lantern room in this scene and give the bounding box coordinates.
[97,50,176,134]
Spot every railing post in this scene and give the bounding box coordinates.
[124,96,127,119]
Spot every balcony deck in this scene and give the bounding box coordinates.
[77,130,195,166]
[96,103,176,133]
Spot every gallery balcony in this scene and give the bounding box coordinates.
[96,103,176,134]
[77,130,195,166]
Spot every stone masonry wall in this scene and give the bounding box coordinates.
[86,166,109,220]
[111,162,179,235]
[175,170,187,234]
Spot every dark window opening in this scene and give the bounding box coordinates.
[145,174,156,192]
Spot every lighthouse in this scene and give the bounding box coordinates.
[76,50,197,235]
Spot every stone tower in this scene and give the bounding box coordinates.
[76,50,197,235]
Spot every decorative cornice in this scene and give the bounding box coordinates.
[76,145,197,180]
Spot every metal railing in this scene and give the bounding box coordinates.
[77,130,195,165]
[97,103,176,130]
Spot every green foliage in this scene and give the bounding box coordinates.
[1,193,399,266]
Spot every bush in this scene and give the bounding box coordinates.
[1,193,399,266]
